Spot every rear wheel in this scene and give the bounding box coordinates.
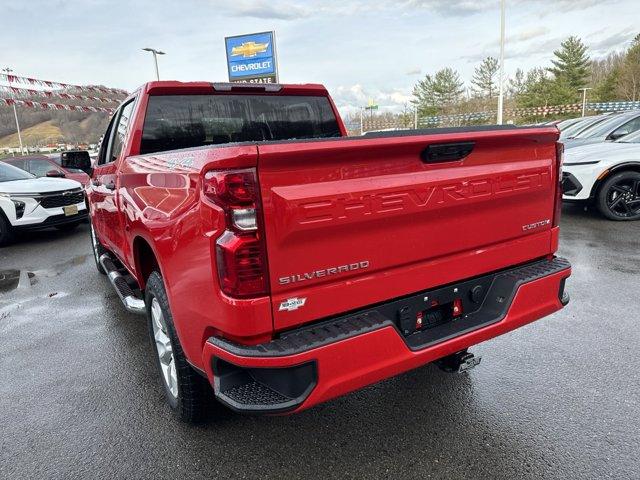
[145,271,212,423]
[0,214,14,247]
[89,218,106,274]
[597,171,640,221]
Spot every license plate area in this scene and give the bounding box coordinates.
[390,276,494,339]
[63,205,78,216]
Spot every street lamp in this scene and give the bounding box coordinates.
[496,0,506,125]
[1,67,24,154]
[579,88,592,117]
[142,48,166,81]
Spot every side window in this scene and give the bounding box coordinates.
[611,117,640,139]
[108,101,135,163]
[8,159,27,171]
[97,113,119,166]
[28,159,58,177]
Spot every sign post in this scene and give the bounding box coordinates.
[225,31,279,84]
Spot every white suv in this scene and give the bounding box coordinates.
[0,161,87,245]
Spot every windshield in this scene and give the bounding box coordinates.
[557,117,582,131]
[574,114,631,139]
[140,94,342,155]
[616,129,640,143]
[0,161,35,182]
[562,116,608,139]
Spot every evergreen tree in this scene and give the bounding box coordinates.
[412,68,465,115]
[471,57,499,98]
[549,36,591,91]
[594,69,620,102]
[518,68,575,108]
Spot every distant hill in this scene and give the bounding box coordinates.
[0,120,63,148]
[0,107,109,148]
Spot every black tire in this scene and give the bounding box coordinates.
[0,213,14,247]
[55,221,81,231]
[145,271,212,423]
[89,218,107,274]
[596,171,640,221]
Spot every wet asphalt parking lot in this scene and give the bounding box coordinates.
[1,204,639,480]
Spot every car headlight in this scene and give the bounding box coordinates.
[12,200,26,219]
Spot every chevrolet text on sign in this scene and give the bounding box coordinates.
[225,31,278,84]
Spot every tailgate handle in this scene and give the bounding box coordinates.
[421,142,475,163]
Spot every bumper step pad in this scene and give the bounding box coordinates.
[223,381,290,406]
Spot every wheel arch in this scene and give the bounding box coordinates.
[132,235,162,290]
[589,161,640,199]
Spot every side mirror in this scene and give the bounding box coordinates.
[608,132,626,141]
[46,170,65,178]
[60,150,92,175]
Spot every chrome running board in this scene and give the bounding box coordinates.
[99,253,146,315]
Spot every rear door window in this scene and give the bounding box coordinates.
[140,94,341,154]
[28,159,58,177]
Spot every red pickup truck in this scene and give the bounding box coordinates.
[83,81,571,422]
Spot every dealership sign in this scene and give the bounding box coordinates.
[225,31,279,84]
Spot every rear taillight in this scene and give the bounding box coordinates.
[203,168,269,298]
[553,142,564,228]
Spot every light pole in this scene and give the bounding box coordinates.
[2,67,24,154]
[496,0,506,125]
[142,48,165,80]
[579,87,592,117]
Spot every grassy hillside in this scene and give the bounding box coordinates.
[0,120,63,148]
[0,107,110,148]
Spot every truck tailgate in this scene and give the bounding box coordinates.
[257,127,560,331]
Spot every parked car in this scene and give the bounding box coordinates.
[563,129,640,220]
[84,81,571,422]
[558,113,615,140]
[4,154,90,187]
[563,110,640,149]
[0,161,87,245]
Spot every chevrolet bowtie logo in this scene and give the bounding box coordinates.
[231,41,269,58]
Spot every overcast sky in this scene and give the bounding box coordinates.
[2,0,639,116]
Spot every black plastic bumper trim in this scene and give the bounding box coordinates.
[562,172,583,196]
[13,211,88,231]
[209,257,571,358]
[212,358,317,414]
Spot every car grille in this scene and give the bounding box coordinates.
[40,190,85,209]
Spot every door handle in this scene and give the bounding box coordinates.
[104,181,116,191]
[421,142,475,163]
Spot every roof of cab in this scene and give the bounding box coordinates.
[142,81,329,96]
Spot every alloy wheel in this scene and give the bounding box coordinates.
[606,178,640,218]
[151,297,178,399]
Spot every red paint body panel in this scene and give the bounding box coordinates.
[257,128,559,330]
[86,81,569,409]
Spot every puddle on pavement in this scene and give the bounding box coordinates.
[0,270,36,293]
[32,254,89,278]
[1,254,89,294]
